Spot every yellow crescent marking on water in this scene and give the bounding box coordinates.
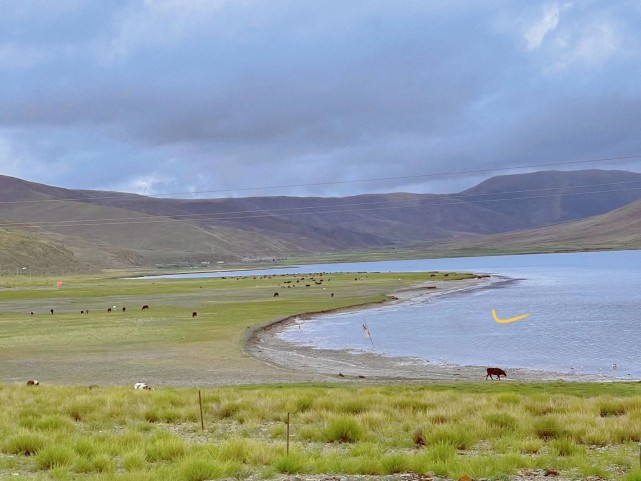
[492,309,530,324]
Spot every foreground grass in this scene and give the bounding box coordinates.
[1,383,641,480]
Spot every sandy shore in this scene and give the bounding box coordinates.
[246,276,613,383]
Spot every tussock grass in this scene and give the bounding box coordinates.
[518,437,544,454]
[3,432,46,456]
[34,445,76,470]
[483,412,518,431]
[273,451,308,474]
[179,457,241,481]
[624,469,641,481]
[145,432,187,462]
[532,416,567,440]
[123,450,147,472]
[323,416,366,443]
[0,383,641,479]
[599,399,628,417]
[16,382,641,479]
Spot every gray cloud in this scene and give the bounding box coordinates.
[0,0,640,197]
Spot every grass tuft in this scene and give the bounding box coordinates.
[425,440,456,463]
[380,452,413,474]
[34,445,76,470]
[623,469,641,481]
[145,434,187,462]
[2,432,46,456]
[428,426,476,450]
[484,412,518,431]
[272,452,307,474]
[179,457,230,481]
[324,416,365,443]
[123,451,146,472]
[549,437,580,457]
[599,400,627,417]
[533,416,566,440]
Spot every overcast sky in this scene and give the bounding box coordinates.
[1,0,640,198]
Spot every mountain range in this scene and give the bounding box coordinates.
[0,169,640,273]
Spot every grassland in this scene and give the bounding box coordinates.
[2,383,641,480]
[2,271,641,480]
[0,270,474,386]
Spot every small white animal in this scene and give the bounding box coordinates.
[134,382,153,390]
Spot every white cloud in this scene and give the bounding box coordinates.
[573,22,619,67]
[524,3,561,50]
[546,19,623,73]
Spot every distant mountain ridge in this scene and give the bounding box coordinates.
[0,169,640,271]
[460,169,641,226]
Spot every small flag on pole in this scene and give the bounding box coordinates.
[362,322,374,348]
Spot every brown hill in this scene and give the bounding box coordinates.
[420,199,641,256]
[1,169,640,269]
[459,169,641,228]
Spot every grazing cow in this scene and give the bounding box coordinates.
[192,311,198,318]
[26,379,39,386]
[273,292,279,297]
[107,308,112,313]
[486,367,507,380]
[330,293,334,297]
[134,382,153,390]
[30,311,34,316]
[81,310,84,315]
[50,309,54,315]
[141,305,149,311]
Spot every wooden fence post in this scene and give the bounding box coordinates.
[198,390,205,430]
[286,412,290,455]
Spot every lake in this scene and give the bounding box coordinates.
[143,250,641,380]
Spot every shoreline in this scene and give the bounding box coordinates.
[246,275,618,383]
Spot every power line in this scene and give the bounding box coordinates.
[3,183,640,230]
[1,154,639,205]
[2,178,640,226]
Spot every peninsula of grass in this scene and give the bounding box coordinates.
[0,270,472,386]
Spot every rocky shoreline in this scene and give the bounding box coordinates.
[246,276,611,383]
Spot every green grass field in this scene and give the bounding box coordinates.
[0,271,469,386]
[1,271,641,480]
[1,383,641,480]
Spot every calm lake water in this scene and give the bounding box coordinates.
[144,250,641,380]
